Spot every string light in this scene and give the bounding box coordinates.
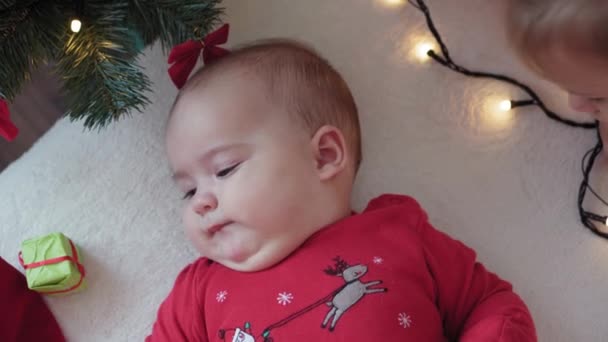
[408,0,608,238]
[499,100,512,112]
[71,0,84,33]
[382,0,405,7]
[70,19,82,33]
[414,42,434,62]
[498,99,537,112]
[484,97,515,129]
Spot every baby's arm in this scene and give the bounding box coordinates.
[146,259,208,342]
[418,217,537,341]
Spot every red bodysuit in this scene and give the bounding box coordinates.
[147,194,536,341]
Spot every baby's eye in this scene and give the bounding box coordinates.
[182,189,196,200]
[216,163,241,179]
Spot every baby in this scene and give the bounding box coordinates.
[507,0,608,151]
[147,40,536,341]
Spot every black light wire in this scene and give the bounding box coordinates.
[409,0,608,238]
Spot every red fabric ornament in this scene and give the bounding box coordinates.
[0,99,18,142]
[168,23,230,89]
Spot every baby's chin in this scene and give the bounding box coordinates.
[212,242,295,272]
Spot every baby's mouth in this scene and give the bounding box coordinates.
[205,221,231,235]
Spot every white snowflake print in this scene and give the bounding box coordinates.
[373,256,384,264]
[276,292,294,306]
[398,312,412,328]
[216,290,228,303]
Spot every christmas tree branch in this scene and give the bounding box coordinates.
[56,1,151,128]
[0,0,224,128]
[129,0,223,52]
[0,1,63,100]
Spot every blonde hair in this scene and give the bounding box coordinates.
[174,39,362,171]
[507,0,608,71]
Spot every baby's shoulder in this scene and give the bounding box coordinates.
[362,193,428,227]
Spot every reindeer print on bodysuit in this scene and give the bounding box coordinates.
[321,256,387,332]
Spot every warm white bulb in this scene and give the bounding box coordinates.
[415,43,433,61]
[605,217,608,226]
[383,0,404,6]
[483,96,514,129]
[499,100,512,112]
[71,19,82,33]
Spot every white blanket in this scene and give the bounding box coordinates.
[1,0,606,340]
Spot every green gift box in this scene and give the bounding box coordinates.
[19,232,86,295]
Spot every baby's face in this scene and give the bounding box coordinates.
[537,46,608,120]
[166,75,327,271]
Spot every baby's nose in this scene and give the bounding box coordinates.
[568,94,598,114]
[193,192,218,215]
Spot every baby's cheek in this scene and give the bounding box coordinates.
[182,211,199,237]
[228,182,264,218]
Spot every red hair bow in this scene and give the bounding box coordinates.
[0,99,18,142]
[168,23,230,89]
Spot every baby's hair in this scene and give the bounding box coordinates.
[507,0,608,71]
[172,39,362,170]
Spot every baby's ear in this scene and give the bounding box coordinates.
[310,125,348,181]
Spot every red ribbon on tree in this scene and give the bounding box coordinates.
[168,23,230,89]
[0,99,18,142]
